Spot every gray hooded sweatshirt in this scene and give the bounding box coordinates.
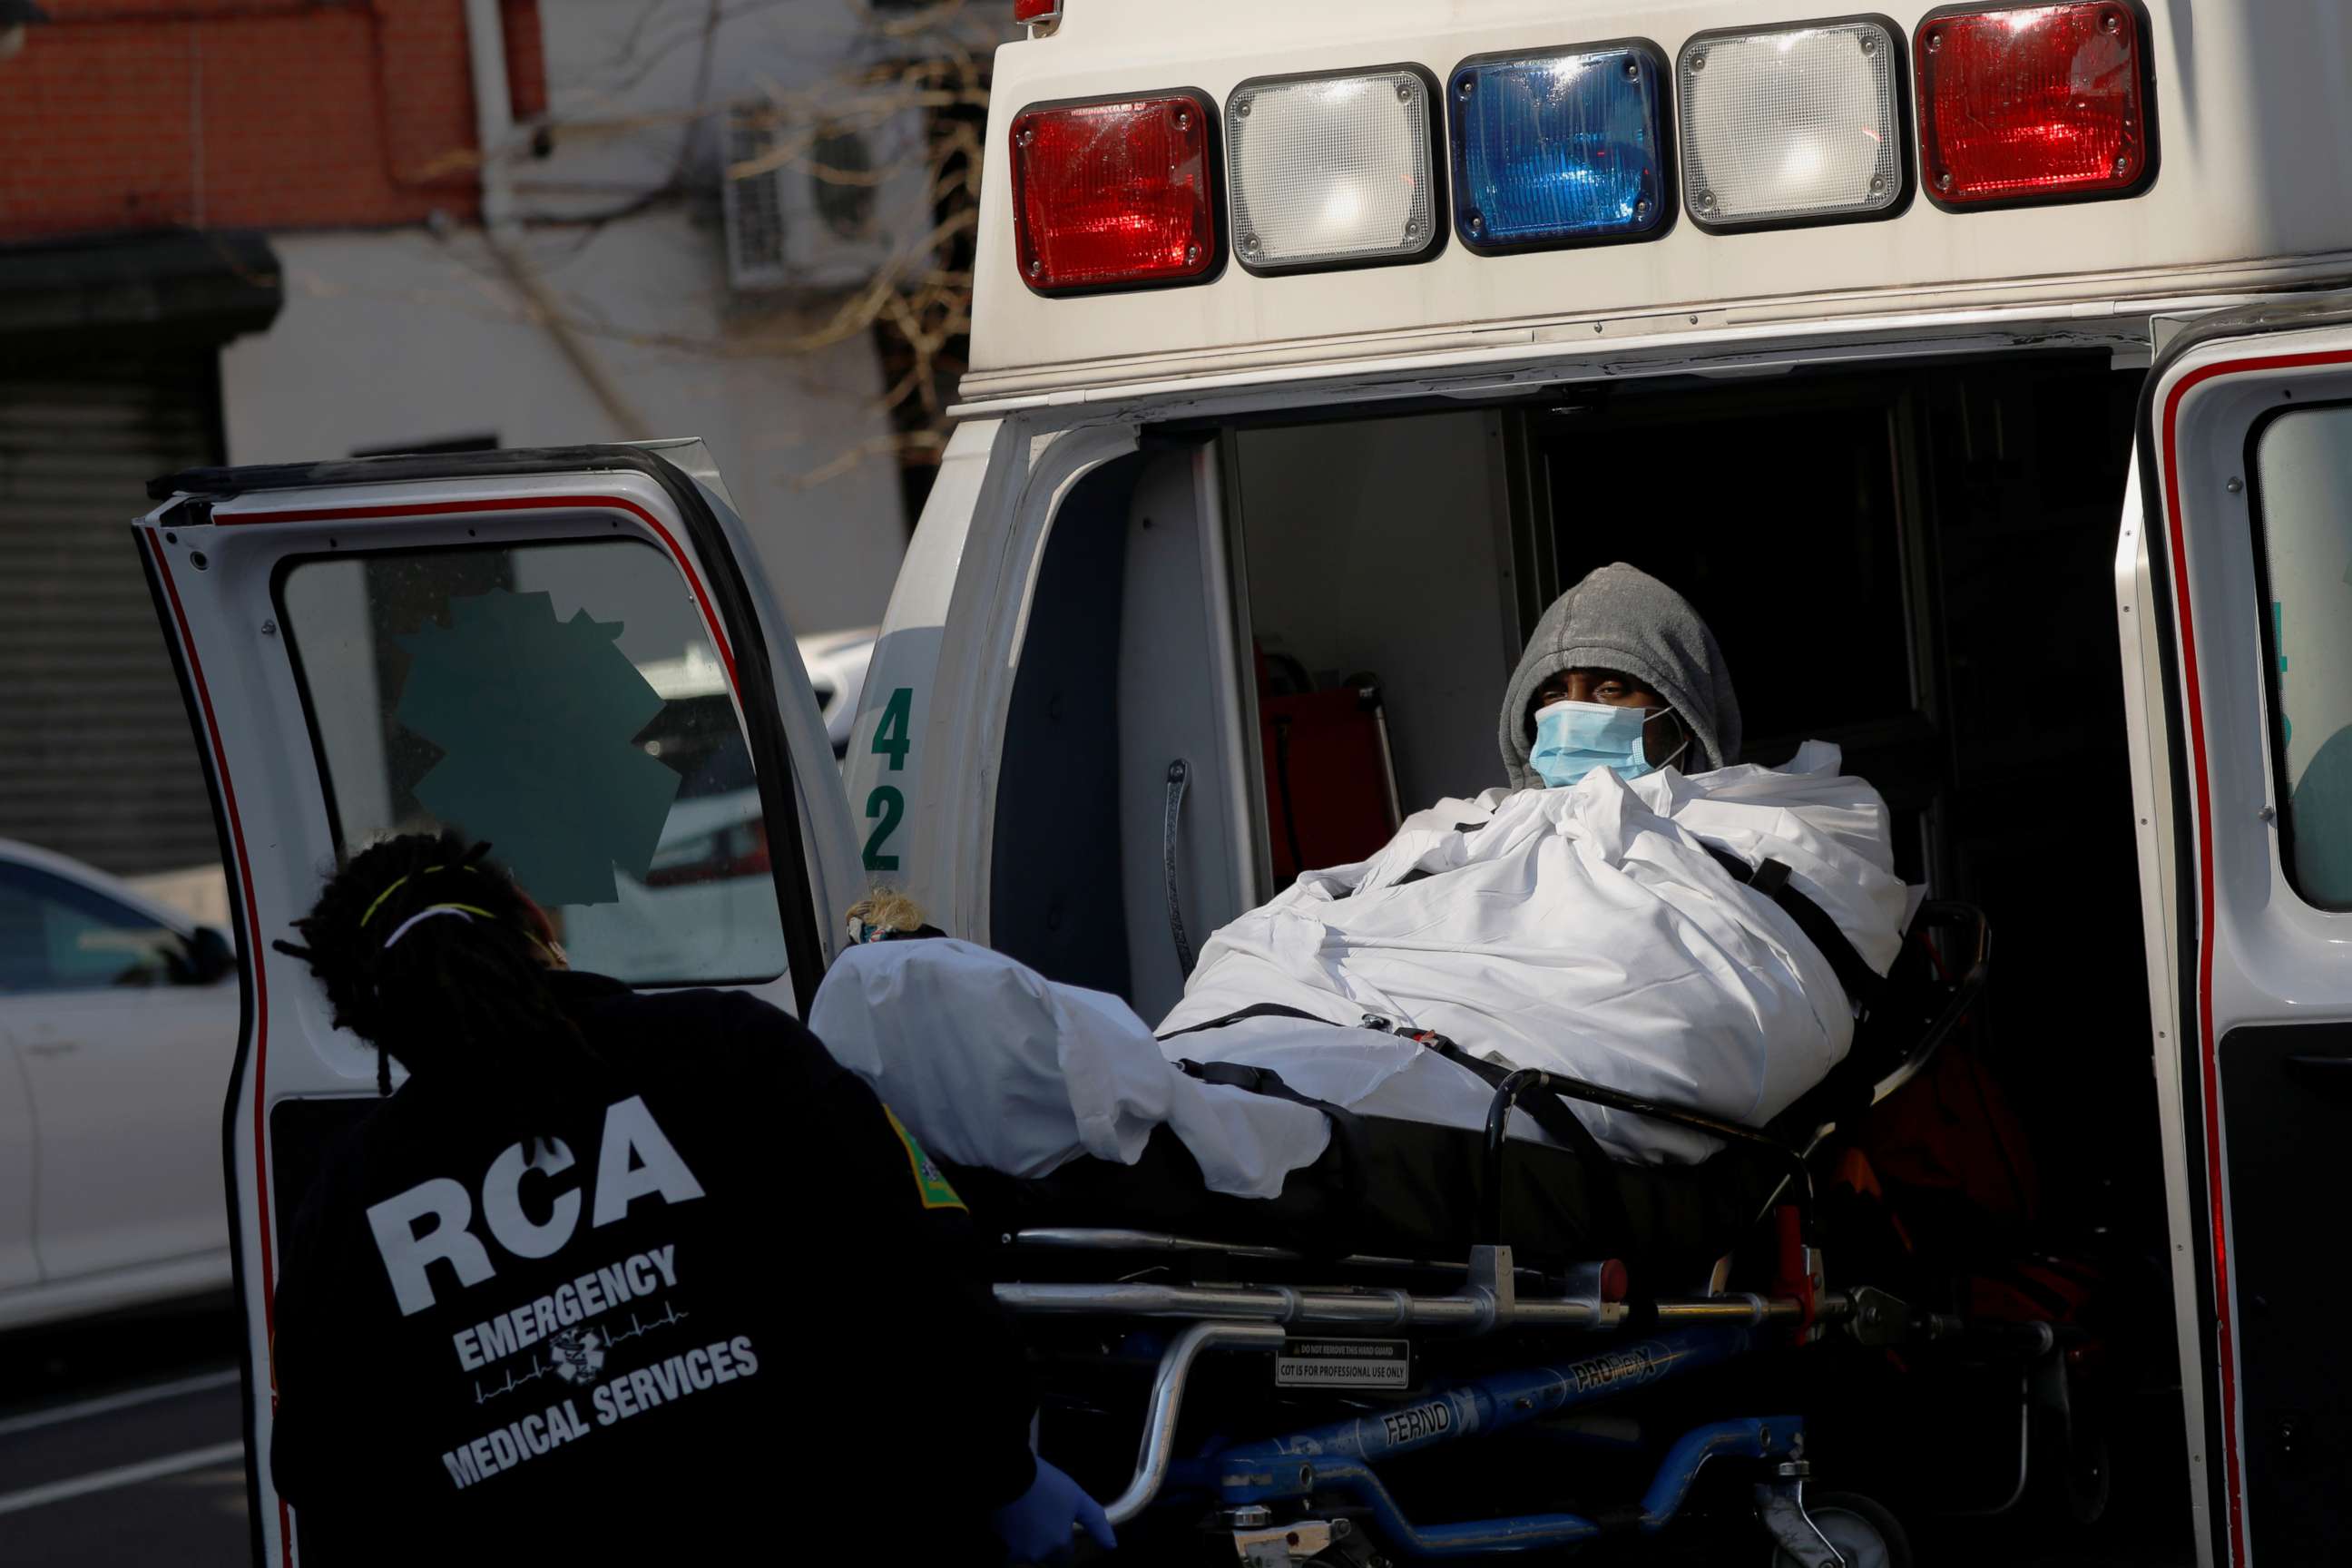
[1497,564,1742,791]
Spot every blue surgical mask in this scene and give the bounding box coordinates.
[1529,700,1686,789]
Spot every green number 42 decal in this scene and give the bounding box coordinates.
[863,686,914,872]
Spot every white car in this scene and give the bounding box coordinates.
[797,627,877,760]
[0,839,239,1332]
[561,787,784,982]
[559,632,873,979]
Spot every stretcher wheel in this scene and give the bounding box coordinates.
[1769,1491,1912,1568]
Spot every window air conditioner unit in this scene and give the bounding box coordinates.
[721,104,931,293]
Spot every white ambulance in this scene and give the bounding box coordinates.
[145,2,2352,1563]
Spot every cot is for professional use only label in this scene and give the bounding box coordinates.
[1274,1339,1412,1389]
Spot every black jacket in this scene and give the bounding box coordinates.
[270,973,1035,1562]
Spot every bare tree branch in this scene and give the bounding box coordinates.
[477,5,1001,488]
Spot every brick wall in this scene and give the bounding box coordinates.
[0,0,545,240]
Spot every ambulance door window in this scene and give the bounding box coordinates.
[2250,407,2352,907]
[275,539,788,985]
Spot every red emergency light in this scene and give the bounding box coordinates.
[1009,92,1219,294]
[1916,3,2152,209]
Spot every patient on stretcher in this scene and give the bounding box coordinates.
[810,565,1908,1203]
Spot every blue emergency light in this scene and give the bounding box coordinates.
[1448,44,1671,252]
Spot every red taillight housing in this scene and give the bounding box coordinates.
[1009,93,1219,294]
[1012,0,1060,22]
[1917,3,2152,209]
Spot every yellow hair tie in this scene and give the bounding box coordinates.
[358,871,417,928]
[357,862,481,927]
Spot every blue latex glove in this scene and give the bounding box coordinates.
[993,1457,1116,1563]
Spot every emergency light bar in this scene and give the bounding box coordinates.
[1009,92,1220,294]
[1916,2,2153,208]
[1448,43,1672,253]
[1004,9,2164,299]
[1678,18,1907,230]
[1226,66,1442,274]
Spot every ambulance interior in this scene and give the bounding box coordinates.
[987,348,2183,1551]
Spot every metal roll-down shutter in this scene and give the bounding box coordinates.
[0,351,223,876]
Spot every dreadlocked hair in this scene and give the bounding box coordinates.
[274,834,599,1119]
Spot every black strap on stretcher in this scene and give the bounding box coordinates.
[1402,1029,1641,1265]
[1158,1002,1335,1042]
[1161,1007,1637,1264]
[1701,848,1888,1014]
[1172,1056,1369,1244]
[1173,1057,1363,1135]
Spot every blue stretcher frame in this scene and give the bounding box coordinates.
[1165,1324,1802,1557]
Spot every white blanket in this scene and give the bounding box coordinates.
[808,742,1907,1196]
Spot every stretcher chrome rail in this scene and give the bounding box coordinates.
[1010,1225,1551,1279]
[994,1279,1831,1332]
[1004,1255,1857,1529]
[1102,1321,1288,1526]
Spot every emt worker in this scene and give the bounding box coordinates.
[267,831,1113,1563]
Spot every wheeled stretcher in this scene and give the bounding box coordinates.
[956,901,2007,1563]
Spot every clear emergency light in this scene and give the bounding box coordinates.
[1009,92,1220,294]
[1448,44,1672,252]
[1226,66,1441,273]
[1916,3,2152,208]
[1677,19,1906,230]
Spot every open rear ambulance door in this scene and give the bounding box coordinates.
[134,445,861,1566]
[2122,306,2352,1568]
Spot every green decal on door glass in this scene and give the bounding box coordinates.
[863,786,905,871]
[396,588,681,905]
[872,685,913,771]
